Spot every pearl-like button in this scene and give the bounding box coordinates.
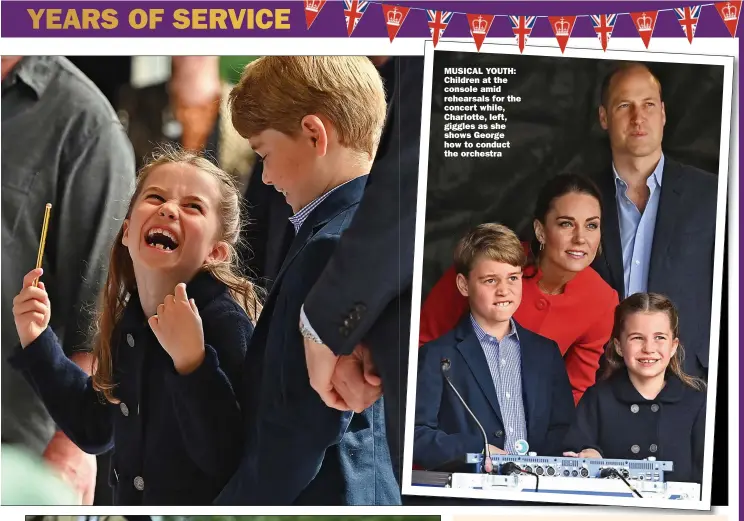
[120,402,129,417]
[651,404,659,412]
[630,404,639,413]
[631,444,640,454]
[126,334,135,347]
[133,476,144,491]
[650,444,658,453]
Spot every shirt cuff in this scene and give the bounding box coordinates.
[299,305,324,344]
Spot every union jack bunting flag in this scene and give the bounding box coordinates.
[590,14,617,51]
[344,0,370,36]
[427,10,453,47]
[674,5,702,43]
[508,15,537,53]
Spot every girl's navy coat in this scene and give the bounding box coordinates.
[9,271,252,505]
[563,369,706,484]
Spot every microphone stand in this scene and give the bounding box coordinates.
[440,358,493,474]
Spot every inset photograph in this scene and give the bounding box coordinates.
[403,40,733,509]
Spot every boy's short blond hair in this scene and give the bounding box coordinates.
[454,223,527,276]
[229,56,387,160]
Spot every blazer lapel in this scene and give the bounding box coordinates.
[453,319,503,425]
[595,168,625,297]
[271,176,368,290]
[515,323,541,436]
[648,160,684,288]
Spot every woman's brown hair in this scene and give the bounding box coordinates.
[602,292,705,391]
[526,173,604,278]
[91,144,263,403]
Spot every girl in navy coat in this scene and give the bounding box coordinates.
[563,292,706,484]
[10,146,260,505]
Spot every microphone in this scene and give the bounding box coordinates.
[440,358,493,474]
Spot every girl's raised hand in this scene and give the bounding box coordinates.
[13,268,51,348]
[148,283,205,375]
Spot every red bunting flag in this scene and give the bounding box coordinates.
[381,5,410,43]
[630,11,658,48]
[427,10,453,48]
[509,15,537,53]
[715,1,742,37]
[344,0,370,37]
[674,6,702,44]
[467,14,495,51]
[303,0,327,29]
[548,16,577,53]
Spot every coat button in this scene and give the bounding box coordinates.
[351,311,362,321]
[536,299,548,310]
[133,476,144,491]
[649,444,658,453]
[126,334,135,347]
[120,402,129,417]
[354,303,366,313]
[495,430,504,437]
[343,318,351,327]
[339,326,349,337]
[631,444,640,454]
[651,404,659,412]
[630,404,639,413]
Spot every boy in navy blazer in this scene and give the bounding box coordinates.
[414,224,575,471]
[215,57,399,505]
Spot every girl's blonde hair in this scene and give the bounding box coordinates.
[91,144,263,403]
[602,292,705,391]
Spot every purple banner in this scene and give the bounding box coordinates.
[0,0,737,38]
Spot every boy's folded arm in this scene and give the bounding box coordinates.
[413,425,485,470]
[165,310,250,483]
[7,328,114,454]
[413,343,483,469]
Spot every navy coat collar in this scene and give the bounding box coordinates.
[609,368,685,404]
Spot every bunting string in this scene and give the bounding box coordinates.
[303,0,740,53]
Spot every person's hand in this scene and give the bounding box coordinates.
[148,283,205,375]
[13,268,51,348]
[43,430,97,505]
[330,343,382,413]
[481,444,507,472]
[303,336,350,410]
[563,448,602,459]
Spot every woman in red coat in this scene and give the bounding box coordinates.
[419,174,619,404]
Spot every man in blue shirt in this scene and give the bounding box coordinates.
[592,62,719,379]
